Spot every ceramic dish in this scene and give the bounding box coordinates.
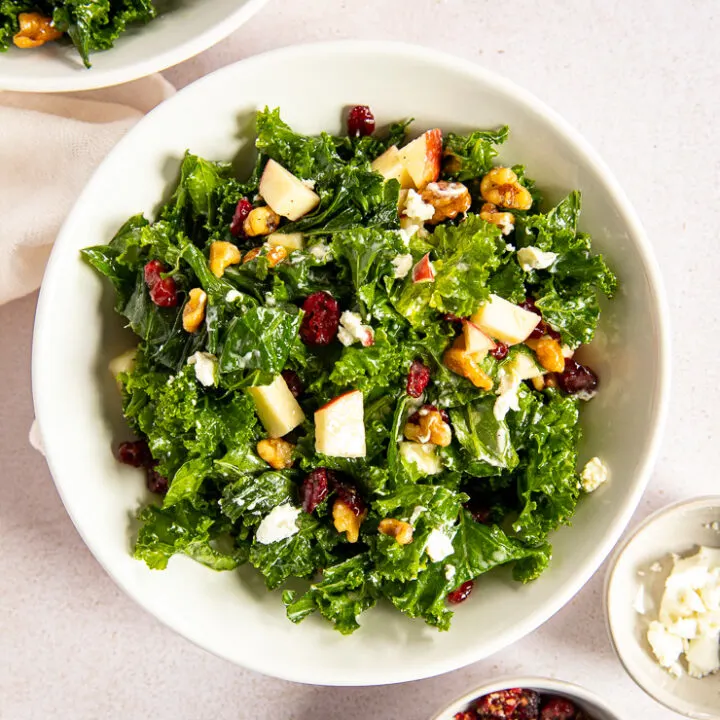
[0,0,268,93]
[606,496,720,718]
[429,676,625,719]
[32,41,670,685]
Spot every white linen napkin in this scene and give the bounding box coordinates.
[0,74,175,306]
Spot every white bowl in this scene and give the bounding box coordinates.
[430,676,625,720]
[606,497,720,718]
[32,41,670,686]
[0,0,268,93]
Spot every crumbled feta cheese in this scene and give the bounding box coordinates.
[308,242,331,261]
[225,289,242,303]
[403,189,435,223]
[493,353,545,421]
[391,253,414,279]
[255,504,301,545]
[445,564,456,581]
[398,216,429,245]
[424,528,454,562]
[644,547,720,678]
[264,293,276,306]
[187,352,217,387]
[399,442,442,475]
[580,457,609,492]
[505,242,516,252]
[517,246,558,272]
[337,310,374,347]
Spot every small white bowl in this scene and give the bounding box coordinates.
[33,41,670,685]
[430,677,625,720]
[0,0,268,93]
[606,496,720,718]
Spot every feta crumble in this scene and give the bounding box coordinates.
[403,189,435,223]
[255,504,301,545]
[517,246,558,272]
[187,352,217,387]
[225,289,242,303]
[424,528,454,562]
[308,242,331,261]
[580,457,609,492]
[391,253,414,279]
[645,547,720,678]
[337,310,374,347]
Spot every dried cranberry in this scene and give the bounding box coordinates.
[143,259,164,289]
[540,697,578,720]
[145,467,169,495]
[490,341,509,361]
[443,313,464,326]
[347,105,375,137]
[557,358,598,398]
[334,481,366,517]
[299,291,340,346]
[476,688,540,720]
[230,197,253,237]
[281,369,304,398]
[406,360,431,398]
[300,469,331,513]
[117,439,152,468]
[149,277,178,307]
[447,580,474,604]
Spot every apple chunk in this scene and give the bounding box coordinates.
[412,253,435,283]
[315,390,366,458]
[462,319,496,358]
[471,294,541,345]
[247,375,305,438]
[399,129,442,190]
[266,232,305,251]
[371,145,414,189]
[259,159,320,221]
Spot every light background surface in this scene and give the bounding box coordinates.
[1,0,712,717]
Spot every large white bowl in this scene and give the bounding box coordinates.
[0,0,268,93]
[32,41,670,686]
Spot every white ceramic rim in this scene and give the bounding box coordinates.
[428,675,627,720]
[605,496,720,718]
[33,40,672,684]
[0,0,269,93]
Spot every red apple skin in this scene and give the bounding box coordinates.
[462,319,497,353]
[422,129,443,186]
[412,253,435,283]
[316,390,360,413]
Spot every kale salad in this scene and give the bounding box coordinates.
[82,105,617,634]
[1,0,158,67]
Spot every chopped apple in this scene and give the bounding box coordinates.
[259,159,320,221]
[412,253,435,283]
[247,375,305,438]
[471,294,541,345]
[108,347,136,377]
[399,441,442,475]
[371,145,414,189]
[399,129,442,190]
[462,319,496,358]
[315,390,366,458]
[266,232,305,251]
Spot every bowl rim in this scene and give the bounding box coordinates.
[32,39,672,685]
[604,495,720,719]
[0,0,269,93]
[428,675,627,719]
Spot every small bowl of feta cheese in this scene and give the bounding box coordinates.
[606,496,720,718]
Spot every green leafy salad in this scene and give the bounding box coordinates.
[81,105,617,634]
[1,0,158,67]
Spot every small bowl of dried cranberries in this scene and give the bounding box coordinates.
[430,678,624,720]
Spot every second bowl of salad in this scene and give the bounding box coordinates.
[32,41,669,685]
